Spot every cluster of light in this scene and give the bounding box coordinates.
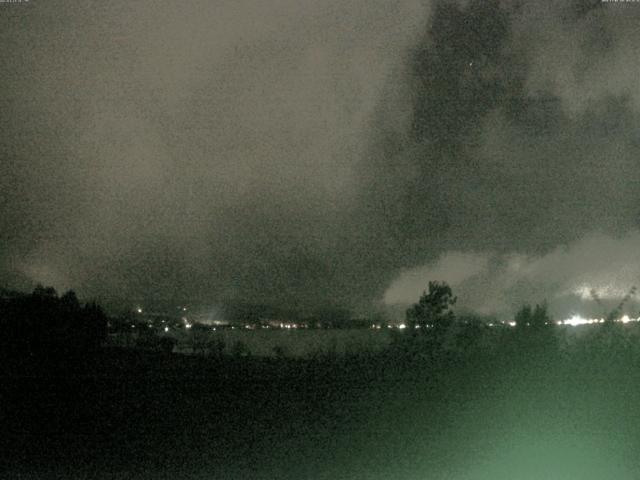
[164,326,169,332]
[384,323,427,329]
[185,323,192,329]
[560,314,640,327]
[136,307,143,314]
[278,323,299,329]
[562,315,600,327]
[382,316,640,329]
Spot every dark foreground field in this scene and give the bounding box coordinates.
[3,334,640,479]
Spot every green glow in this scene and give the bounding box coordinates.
[461,432,632,480]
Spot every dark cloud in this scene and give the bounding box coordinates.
[1,0,639,317]
[376,0,640,317]
[0,0,427,311]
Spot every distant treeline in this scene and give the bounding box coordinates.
[0,285,107,358]
[219,302,382,329]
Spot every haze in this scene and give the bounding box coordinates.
[1,0,638,319]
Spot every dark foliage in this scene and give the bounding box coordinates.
[0,285,108,360]
[406,281,457,336]
[514,302,552,329]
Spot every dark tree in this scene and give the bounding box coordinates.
[60,290,81,313]
[593,286,638,323]
[406,281,457,336]
[531,302,551,328]
[514,302,551,329]
[512,301,558,356]
[33,284,58,300]
[81,301,108,349]
[0,286,108,361]
[514,304,533,328]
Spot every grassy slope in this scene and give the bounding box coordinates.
[3,333,640,479]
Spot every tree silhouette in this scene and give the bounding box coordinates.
[406,281,457,338]
[514,304,533,328]
[605,285,638,323]
[512,301,558,356]
[514,302,551,329]
[596,286,637,323]
[60,290,81,313]
[33,284,58,299]
[81,301,108,349]
[0,286,108,360]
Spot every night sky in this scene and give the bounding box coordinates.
[1,0,639,318]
